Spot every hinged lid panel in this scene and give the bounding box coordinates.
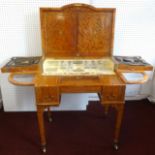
[40,4,115,58]
[40,9,77,57]
[78,11,114,57]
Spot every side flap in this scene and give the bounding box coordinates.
[1,57,41,73]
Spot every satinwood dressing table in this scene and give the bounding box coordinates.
[1,3,153,153]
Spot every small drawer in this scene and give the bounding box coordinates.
[60,86,101,93]
[35,87,60,104]
[101,86,125,102]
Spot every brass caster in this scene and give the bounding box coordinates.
[113,143,119,151]
[104,106,109,116]
[104,111,108,116]
[42,145,47,153]
[48,117,53,123]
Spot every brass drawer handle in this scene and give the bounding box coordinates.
[111,94,116,99]
[44,96,55,100]
[50,96,55,99]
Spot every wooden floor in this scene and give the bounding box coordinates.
[0,99,155,155]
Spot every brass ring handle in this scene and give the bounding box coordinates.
[8,73,35,86]
[117,71,149,84]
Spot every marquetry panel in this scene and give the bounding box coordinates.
[40,9,77,57]
[78,11,114,57]
[40,5,115,58]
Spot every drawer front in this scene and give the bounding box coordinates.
[35,87,60,104]
[101,86,125,102]
[60,86,101,93]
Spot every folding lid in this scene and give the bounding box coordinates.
[40,3,115,58]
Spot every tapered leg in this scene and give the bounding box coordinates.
[37,105,47,153]
[47,107,52,122]
[113,104,124,150]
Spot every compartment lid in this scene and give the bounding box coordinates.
[1,57,41,73]
[40,3,115,58]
